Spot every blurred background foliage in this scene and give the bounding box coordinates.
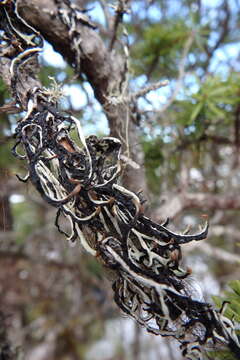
[0,0,240,359]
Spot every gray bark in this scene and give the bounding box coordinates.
[16,0,148,194]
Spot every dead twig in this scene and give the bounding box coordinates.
[157,32,195,113]
[109,0,130,51]
[131,80,169,100]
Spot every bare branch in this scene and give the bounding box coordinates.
[131,80,169,99]
[108,0,130,51]
[153,192,240,220]
[158,33,194,113]
[204,0,230,60]
[99,0,111,29]
[0,102,21,114]
[186,241,240,265]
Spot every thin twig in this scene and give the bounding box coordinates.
[109,0,130,51]
[186,241,240,265]
[131,80,169,99]
[157,32,195,113]
[99,0,111,29]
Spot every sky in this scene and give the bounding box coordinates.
[40,0,239,131]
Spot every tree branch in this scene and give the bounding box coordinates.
[10,0,148,193]
[185,240,240,264]
[153,192,240,220]
[156,32,194,114]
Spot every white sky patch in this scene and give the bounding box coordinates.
[63,84,87,109]
[183,215,197,227]
[210,44,240,74]
[137,82,171,111]
[145,91,168,108]
[224,44,239,57]
[83,81,94,95]
[147,5,161,21]
[132,75,147,88]
[190,168,203,181]
[61,82,108,135]
[56,71,67,82]
[202,0,222,7]
[41,41,66,69]
[83,106,108,136]
[186,255,220,299]
[88,1,106,26]
[185,74,200,94]
[10,194,25,204]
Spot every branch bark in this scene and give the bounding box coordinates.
[153,191,240,220]
[185,238,240,264]
[16,0,148,193]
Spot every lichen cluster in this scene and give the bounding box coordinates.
[1,1,240,359]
